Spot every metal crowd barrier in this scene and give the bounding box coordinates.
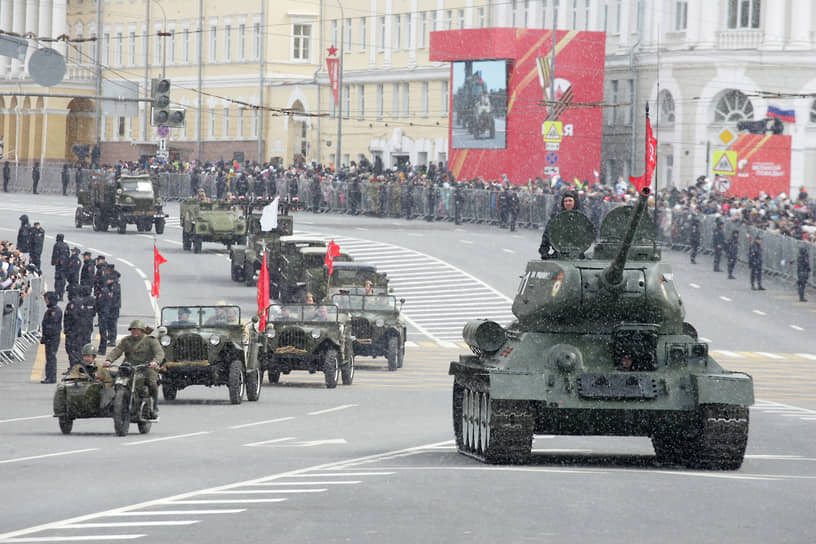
[0,290,23,365]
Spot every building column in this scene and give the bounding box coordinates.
[37,0,51,43]
[529,0,542,30]
[616,0,631,51]
[383,0,392,69]
[24,0,39,76]
[0,0,14,76]
[11,0,25,75]
[760,0,785,50]
[368,0,376,69]
[788,0,811,49]
[587,0,601,32]
[408,0,417,68]
[696,0,716,49]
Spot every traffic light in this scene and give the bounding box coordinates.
[150,78,171,126]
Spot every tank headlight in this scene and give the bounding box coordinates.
[209,334,221,346]
[375,318,384,327]
[462,319,506,355]
[311,329,321,339]
[160,335,172,347]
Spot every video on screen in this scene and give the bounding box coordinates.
[451,60,508,149]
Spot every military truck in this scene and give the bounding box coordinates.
[254,304,354,388]
[326,262,389,299]
[229,201,294,288]
[332,293,406,371]
[180,199,247,253]
[278,246,353,303]
[157,305,261,404]
[271,236,327,299]
[450,188,754,468]
[75,171,167,234]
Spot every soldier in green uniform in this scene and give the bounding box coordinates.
[104,320,163,417]
[67,343,114,387]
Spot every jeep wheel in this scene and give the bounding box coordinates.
[228,360,245,404]
[117,215,127,234]
[246,369,261,401]
[244,266,255,286]
[155,218,166,234]
[162,382,177,401]
[182,231,192,251]
[231,264,243,282]
[113,388,130,436]
[323,348,340,389]
[193,237,202,254]
[58,416,73,434]
[386,336,399,372]
[141,220,153,233]
[398,343,404,368]
[74,209,83,229]
[267,369,281,384]
[92,209,104,231]
[341,352,355,386]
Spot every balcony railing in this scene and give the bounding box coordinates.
[716,29,763,50]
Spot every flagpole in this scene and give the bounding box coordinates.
[152,233,160,326]
[654,29,661,251]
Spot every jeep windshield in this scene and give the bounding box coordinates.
[161,305,241,327]
[268,304,338,323]
[120,180,153,193]
[332,294,396,311]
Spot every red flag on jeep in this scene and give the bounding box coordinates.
[257,251,269,332]
[151,245,167,298]
[629,111,657,196]
[325,240,341,275]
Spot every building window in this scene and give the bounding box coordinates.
[402,83,409,117]
[376,84,383,119]
[223,107,230,138]
[224,25,231,61]
[714,89,754,122]
[446,10,453,30]
[421,82,429,117]
[168,30,175,65]
[253,22,261,59]
[344,18,352,52]
[511,1,518,27]
[103,33,110,65]
[674,1,688,30]
[292,24,311,61]
[238,24,246,60]
[182,28,190,63]
[659,90,676,125]
[727,0,760,29]
[615,0,621,33]
[441,81,448,116]
[608,80,618,125]
[418,12,426,48]
[118,117,125,137]
[392,83,399,117]
[343,85,350,119]
[393,15,401,50]
[360,17,367,51]
[378,16,385,50]
[584,0,591,30]
[477,7,486,28]
[357,84,365,119]
[405,13,412,48]
[115,32,122,66]
[571,0,578,28]
[128,31,135,65]
[237,108,245,138]
[810,100,816,123]
[252,109,259,137]
[209,108,216,137]
[331,20,338,48]
[153,30,161,65]
[209,25,217,62]
[524,0,530,27]
[457,9,465,29]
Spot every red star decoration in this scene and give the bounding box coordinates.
[327,44,338,56]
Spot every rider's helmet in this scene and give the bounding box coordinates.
[81,343,97,356]
[128,319,146,331]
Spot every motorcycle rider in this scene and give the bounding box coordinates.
[67,344,113,387]
[105,320,163,419]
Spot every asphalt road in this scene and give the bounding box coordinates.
[1,194,814,543]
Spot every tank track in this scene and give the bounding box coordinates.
[652,404,749,470]
[453,379,534,464]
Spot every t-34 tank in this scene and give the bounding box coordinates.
[450,188,754,468]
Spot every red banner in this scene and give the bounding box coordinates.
[257,252,269,332]
[151,245,167,298]
[629,114,657,196]
[325,240,341,275]
[326,56,339,106]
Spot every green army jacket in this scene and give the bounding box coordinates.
[107,334,165,365]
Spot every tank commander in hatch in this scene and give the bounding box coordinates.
[538,190,587,260]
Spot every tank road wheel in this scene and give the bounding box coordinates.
[162,382,177,401]
[74,209,83,229]
[182,231,192,251]
[267,369,281,384]
[386,336,399,372]
[155,218,165,235]
[193,237,202,254]
[246,368,261,402]
[323,348,340,389]
[479,391,490,454]
[341,351,355,386]
[58,416,74,434]
[228,360,245,405]
[453,383,465,450]
[137,399,152,434]
[113,388,131,436]
[682,405,750,470]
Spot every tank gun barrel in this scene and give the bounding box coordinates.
[603,187,651,287]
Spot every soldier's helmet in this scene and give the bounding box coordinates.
[128,319,146,331]
[81,343,97,356]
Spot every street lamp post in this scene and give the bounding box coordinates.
[336,0,344,170]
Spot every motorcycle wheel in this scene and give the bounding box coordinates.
[137,399,152,434]
[113,388,130,436]
[58,416,73,434]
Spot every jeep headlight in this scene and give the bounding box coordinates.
[209,334,221,346]
[160,335,172,347]
[266,328,276,338]
[311,328,321,339]
[375,319,384,327]
[124,196,133,204]
[156,197,163,205]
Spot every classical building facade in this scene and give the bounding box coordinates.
[1,0,814,193]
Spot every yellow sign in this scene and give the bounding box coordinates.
[542,121,563,142]
[712,150,737,175]
[718,129,735,145]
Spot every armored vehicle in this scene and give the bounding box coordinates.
[180,199,247,253]
[332,293,406,371]
[75,172,167,234]
[229,202,294,287]
[450,189,754,469]
[271,236,327,299]
[254,304,354,388]
[278,246,352,303]
[157,305,261,404]
[326,262,389,298]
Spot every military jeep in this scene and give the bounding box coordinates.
[332,293,406,371]
[157,305,261,404]
[255,304,354,388]
[181,199,247,253]
[75,172,167,234]
[229,201,294,288]
[278,246,353,303]
[272,236,328,300]
[326,262,389,299]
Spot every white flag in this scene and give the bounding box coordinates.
[260,197,279,232]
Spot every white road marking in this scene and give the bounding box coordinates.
[755,352,784,359]
[404,341,419,348]
[209,488,328,494]
[795,353,816,360]
[244,436,296,447]
[111,510,246,515]
[459,239,473,244]
[689,283,701,289]
[163,499,287,504]
[0,536,146,541]
[308,404,358,416]
[790,325,804,331]
[134,268,147,280]
[290,472,395,477]
[229,417,295,429]
[116,258,135,267]
[719,296,732,302]
[711,350,743,358]
[355,227,369,231]
[0,415,51,424]
[407,233,423,237]
[699,337,712,343]
[61,521,199,528]
[122,431,210,446]
[86,247,111,256]
[753,309,767,316]
[246,481,361,486]
[0,448,99,465]
[502,248,515,253]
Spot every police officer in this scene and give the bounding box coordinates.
[498,187,509,228]
[712,217,725,272]
[688,213,701,264]
[32,161,40,194]
[749,235,765,291]
[80,251,94,287]
[50,233,70,300]
[508,187,521,232]
[453,183,465,225]
[97,270,121,355]
[2,160,9,192]
[29,221,45,270]
[66,247,81,289]
[17,215,32,259]
[61,164,70,195]
[726,230,739,279]
[310,176,322,213]
[63,291,82,367]
[75,285,96,348]
[105,320,163,418]
[797,246,810,302]
[93,256,107,298]
[40,291,62,383]
[190,167,200,196]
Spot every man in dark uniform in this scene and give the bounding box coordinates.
[29,221,45,270]
[190,167,200,196]
[61,164,70,195]
[310,176,322,213]
[66,247,81,291]
[688,212,701,264]
[17,215,32,260]
[93,256,107,298]
[2,161,9,192]
[40,291,62,383]
[749,235,765,290]
[712,217,725,272]
[797,246,810,302]
[80,251,94,287]
[50,233,70,300]
[498,187,509,228]
[539,190,581,260]
[508,187,521,232]
[453,183,465,225]
[97,271,121,355]
[425,182,436,221]
[63,291,82,367]
[31,161,40,194]
[726,230,739,279]
[106,320,164,418]
[74,163,83,193]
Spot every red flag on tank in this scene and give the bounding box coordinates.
[629,113,657,196]
[151,245,167,298]
[325,240,341,275]
[257,252,269,332]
